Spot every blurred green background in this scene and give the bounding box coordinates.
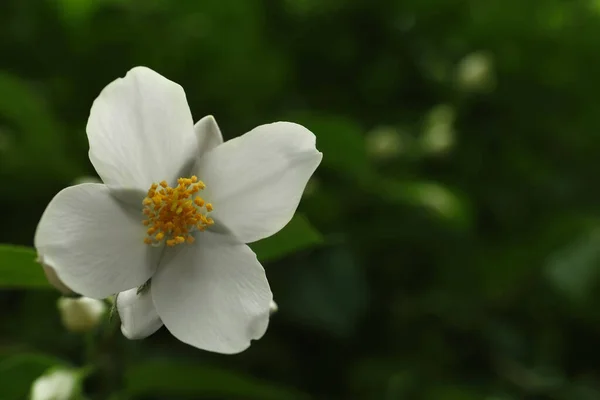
[2,0,600,399]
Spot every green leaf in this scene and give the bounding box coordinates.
[0,353,68,400]
[280,245,368,338]
[378,179,471,227]
[125,360,308,400]
[251,215,324,262]
[0,72,77,183]
[55,0,102,28]
[424,386,485,400]
[0,245,50,289]
[546,229,600,303]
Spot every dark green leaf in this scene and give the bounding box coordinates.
[251,215,324,262]
[378,178,471,227]
[279,245,368,338]
[125,360,308,400]
[0,245,50,289]
[0,353,68,400]
[546,228,600,303]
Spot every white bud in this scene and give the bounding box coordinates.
[57,297,107,333]
[366,126,405,160]
[455,51,495,92]
[30,368,78,400]
[269,300,278,314]
[420,104,455,155]
[411,182,461,220]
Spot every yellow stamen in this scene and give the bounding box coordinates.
[142,177,214,247]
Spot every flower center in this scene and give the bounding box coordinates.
[142,176,214,247]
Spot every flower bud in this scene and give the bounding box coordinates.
[269,300,278,314]
[30,368,78,400]
[366,126,405,160]
[420,104,455,155]
[116,287,163,340]
[57,297,107,333]
[455,51,495,92]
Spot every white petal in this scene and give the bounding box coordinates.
[152,232,272,354]
[87,66,197,192]
[38,255,73,294]
[34,184,158,299]
[117,287,163,339]
[195,122,322,243]
[194,115,223,156]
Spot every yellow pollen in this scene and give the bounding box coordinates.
[142,177,214,247]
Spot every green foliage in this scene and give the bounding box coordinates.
[278,245,368,338]
[251,214,323,262]
[1,0,600,399]
[0,245,50,289]
[125,360,308,399]
[546,228,600,304]
[0,353,68,400]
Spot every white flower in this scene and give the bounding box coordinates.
[57,296,107,333]
[30,369,78,400]
[34,67,322,354]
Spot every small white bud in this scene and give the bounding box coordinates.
[366,126,405,160]
[57,297,107,333]
[455,51,495,92]
[269,300,278,314]
[411,182,462,220]
[420,104,456,155]
[30,368,78,400]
